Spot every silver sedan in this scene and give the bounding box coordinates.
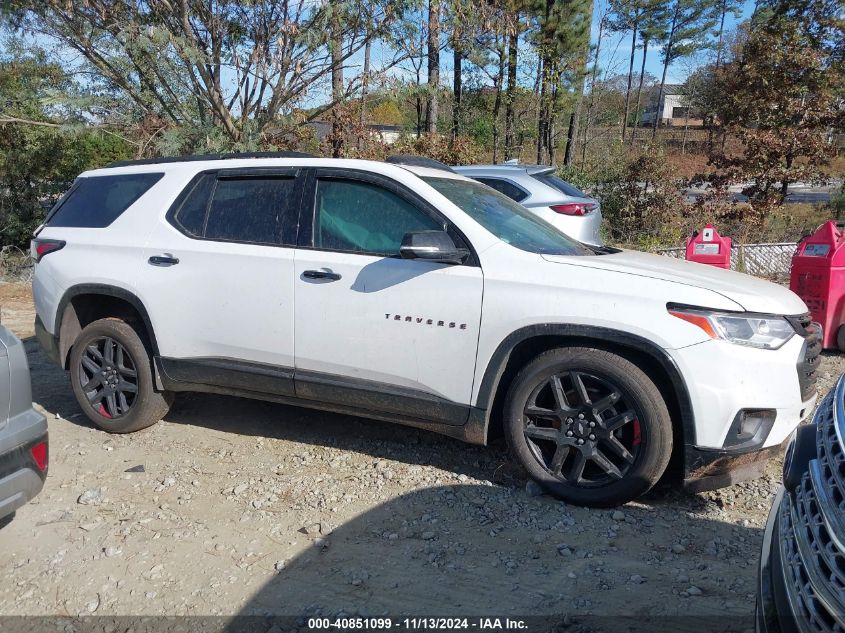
[453,162,603,246]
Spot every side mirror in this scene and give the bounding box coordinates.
[399,231,469,265]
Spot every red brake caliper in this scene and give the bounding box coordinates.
[632,419,641,446]
[98,403,112,419]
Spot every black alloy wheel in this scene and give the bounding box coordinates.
[70,318,173,433]
[503,347,672,507]
[522,371,640,487]
[77,336,139,419]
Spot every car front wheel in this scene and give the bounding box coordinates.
[504,347,672,507]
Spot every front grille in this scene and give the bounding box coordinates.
[791,312,821,402]
[779,385,845,631]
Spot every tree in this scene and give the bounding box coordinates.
[330,6,345,157]
[562,0,594,166]
[531,0,592,164]
[608,0,664,140]
[0,53,132,247]
[426,0,441,132]
[503,6,523,159]
[8,1,407,148]
[628,11,664,144]
[704,0,844,222]
[651,0,717,138]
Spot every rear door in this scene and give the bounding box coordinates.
[135,167,304,395]
[292,169,484,424]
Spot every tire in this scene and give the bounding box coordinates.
[0,512,14,530]
[837,324,845,353]
[503,347,673,507]
[69,318,173,433]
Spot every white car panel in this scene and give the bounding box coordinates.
[135,220,297,368]
[293,250,483,404]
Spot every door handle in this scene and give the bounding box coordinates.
[303,269,341,281]
[148,255,179,266]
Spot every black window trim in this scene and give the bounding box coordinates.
[45,171,165,228]
[473,176,531,203]
[165,167,304,248]
[298,167,479,267]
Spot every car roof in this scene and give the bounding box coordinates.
[80,156,473,183]
[454,163,556,176]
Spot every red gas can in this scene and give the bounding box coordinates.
[790,220,845,349]
[685,224,732,269]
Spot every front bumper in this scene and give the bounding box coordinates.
[683,440,789,493]
[675,318,819,492]
[673,334,817,451]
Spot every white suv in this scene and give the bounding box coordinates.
[31,153,820,507]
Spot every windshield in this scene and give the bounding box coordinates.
[422,177,593,256]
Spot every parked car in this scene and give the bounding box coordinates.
[757,374,844,632]
[0,324,48,526]
[33,152,818,507]
[453,161,602,245]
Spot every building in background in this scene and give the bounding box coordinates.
[641,85,702,127]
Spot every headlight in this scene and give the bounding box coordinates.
[668,307,795,350]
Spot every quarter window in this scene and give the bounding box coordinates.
[314,179,442,256]
[47,173,163,228]
[172,175,214,237]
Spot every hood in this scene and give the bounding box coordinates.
[542,249,808,315]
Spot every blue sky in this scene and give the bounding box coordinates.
[5,0,759,112]
[371,0,759,108]
[588,0,758,85]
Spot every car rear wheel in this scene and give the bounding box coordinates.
[70,319,173,433]
[503,347,672,507]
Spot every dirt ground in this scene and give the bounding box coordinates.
[0,281,841,631]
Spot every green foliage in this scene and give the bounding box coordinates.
[566,145,687,247]
[392,133,481,165]
[0,57,132,247]
[701,0,845,230]
[832,183,845,221]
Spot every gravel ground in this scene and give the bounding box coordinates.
[0,281,841,631]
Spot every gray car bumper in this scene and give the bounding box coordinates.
[0,408,48,521]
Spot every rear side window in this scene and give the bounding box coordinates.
[170,174,299,246]
[532,173,588,198]
[205,177,296,244]
[47,173,163,228]
[475,177,529,202]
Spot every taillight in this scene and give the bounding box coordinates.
[550,203,597,216]
[31,239,65,262]
[30,441,48,473]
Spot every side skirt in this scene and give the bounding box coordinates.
[155,357,488,445]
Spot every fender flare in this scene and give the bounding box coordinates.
[54,283,160,366]
[474,323,697,446]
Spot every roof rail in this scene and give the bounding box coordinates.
[107,151,316,168]
[385,155,456,173]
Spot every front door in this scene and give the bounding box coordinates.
[293,170,484,424]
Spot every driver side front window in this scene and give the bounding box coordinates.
[314,179,442,256]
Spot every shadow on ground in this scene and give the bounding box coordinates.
[225,483,759,633]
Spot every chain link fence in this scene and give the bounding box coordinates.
[657,242,798,278]
[0,246,34,282]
